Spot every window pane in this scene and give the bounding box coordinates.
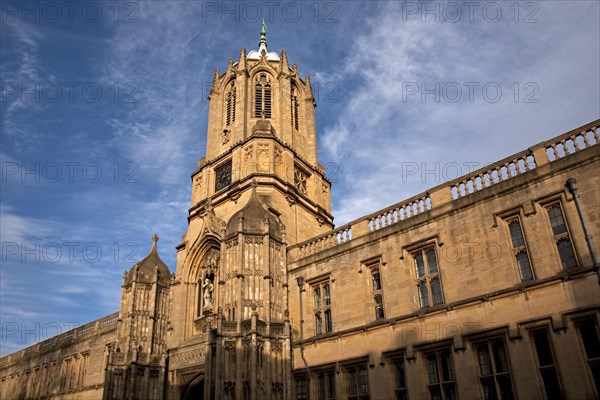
[325,310,332,333]
[375,295,385,320]
[547,206,567,236]
[508,220,525,248]
[371,268,381,291]
[394,358,406,389]
[431,278,444,305]
[326,371,336,399]
[317,374,325,399]
[532,330,554,366]
[415,253,425,278]
[481,377,497,400]
[426,248,438,274]
[440,350,454,381]
[516,251,533,281]
[358,366,369,394]
[497,375,515,400]
[315,313,322,335]
[540,367,563,400]
[429,387,442,400]
[348,368,357,395]
[557,238,577,269]
[443,384,457,400]
[295,377,307,400]
[323,283,331,305]
[314,287,321,308]
[477,344,493,376]
[426,354,440,384]
[418,282,429,308]
[577,319,600,359]
[492,340,509,373]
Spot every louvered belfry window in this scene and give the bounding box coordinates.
[225,82,236,126]
[255,73,272,118]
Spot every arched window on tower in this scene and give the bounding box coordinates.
[254,73,272,118]
[225,81,236,126]
[291,83,299,130]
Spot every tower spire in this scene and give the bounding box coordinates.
[258,19,268,54]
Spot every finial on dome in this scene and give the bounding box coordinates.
[151,233,159,253]
[260,19,267,43]
[259,19,268,53]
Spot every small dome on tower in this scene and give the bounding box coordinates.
[247,19,280,61]
[124,234,171,287]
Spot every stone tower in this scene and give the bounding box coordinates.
[167,23,333,399]
[103,234,171,400]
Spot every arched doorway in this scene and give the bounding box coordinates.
[182,374,204,400]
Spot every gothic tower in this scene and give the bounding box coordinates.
[167,24,333,399]
[104,235,171,400]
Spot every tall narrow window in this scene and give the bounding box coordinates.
[506,216,534,281]
[315,369,336,400]
[79,353,89,387]
[346,363,370,400]
[313,281,332,335]
[475,338,515,400]
[291,84,300,130]
[425,349,456,400]
[295,375,307,400]
[530,328,564,400]
[575,318,600,395]
[392,356,408,400]
[255,73,272,118]
[413,246,444,308]
[546,203,577,269]
[225,82,236,126]
[368,263,385,320]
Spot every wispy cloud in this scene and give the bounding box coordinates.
[1,0,598,357]
[319,1,600,224]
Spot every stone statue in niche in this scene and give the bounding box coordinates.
[203,276,214,308]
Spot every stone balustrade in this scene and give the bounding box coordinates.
[296,224,353,258]
[0,312,119,367]
[449,150,536,199]
[368,193,431,231]
[98,313,119,328]
[543,122,599,161]
[289,119,599,262]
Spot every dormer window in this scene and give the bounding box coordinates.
[255,73,272,119]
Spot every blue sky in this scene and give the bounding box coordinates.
[1,1,598,356]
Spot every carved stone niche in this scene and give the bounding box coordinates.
[221,129,231,145]
[201,249,220,312]
[202,249,220,274]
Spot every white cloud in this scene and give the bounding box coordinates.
[321,1,600,225]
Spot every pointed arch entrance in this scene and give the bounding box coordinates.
[182,374,205,400]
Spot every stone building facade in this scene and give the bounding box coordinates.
[1,29,599,400]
